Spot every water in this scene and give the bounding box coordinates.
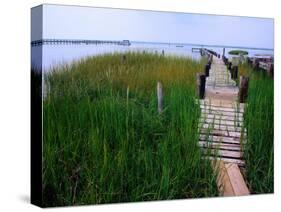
[31,41,274,71]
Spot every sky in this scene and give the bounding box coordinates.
[31,4,274,49]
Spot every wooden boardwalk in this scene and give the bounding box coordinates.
[198,56,250,196]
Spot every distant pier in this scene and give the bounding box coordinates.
[31,39,131,46]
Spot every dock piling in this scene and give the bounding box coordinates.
[239,76,249,103]
[205,64,210,77]
[228,62,232,71]
[232,66,238,80]
[197,74,206,99]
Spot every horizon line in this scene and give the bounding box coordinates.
[31,38,274,51]
[131,40,274,51]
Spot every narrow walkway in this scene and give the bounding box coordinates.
[198,56,249,196]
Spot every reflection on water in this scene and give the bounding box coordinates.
[31,41,274,71]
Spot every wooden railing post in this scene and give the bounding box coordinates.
[268,63,274,77]
[232,66,238,80]
[205,64,210,77]
[239,76,249,103]
[197,74,206,99]
[228,62,232,71]
[253,58,259,71]
[157,82,163,113]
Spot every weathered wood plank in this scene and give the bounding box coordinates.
[199,99,245,109]
[199,134,242,144]
[199,118,243,126]
[202,148,242,159]
[200,128,244,138]
[225,163,250,195]
[201,109,244,117]
[200,104,244,113]
[199,141,241,151]
[201,113,244,122]
[206,156,245,166]
[212,161,235,196]
[200,123,243,132]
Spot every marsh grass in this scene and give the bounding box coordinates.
[42,52,218,206]
[238,63,274,193]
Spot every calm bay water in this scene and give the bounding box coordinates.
[31,41,274,71]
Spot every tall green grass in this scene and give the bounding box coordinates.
[239,64,274,193]
[43,52,218,206]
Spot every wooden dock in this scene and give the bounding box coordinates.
[31,39,131,46]
[247,56,274,76]
[198,55,250,196]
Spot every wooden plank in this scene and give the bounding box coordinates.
[199,134,242,144]
[200,128,243,138]
[199,141,241,151]
[201,109,244,117]
[199,134,247,145]
[201,113,243,122]
[200,123,243,132]
[199,118,243,126]
[202,148,242,159]
[199,99,245,109]
[200,104,244,113]
[225,163,250,195]
[206,156,245,166]
[212,161,235,196]
[200,101,243,109]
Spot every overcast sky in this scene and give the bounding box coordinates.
[31,4,274,49]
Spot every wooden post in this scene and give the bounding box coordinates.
[232,66,238,80]
[122,54,126,63]
[253,58,259,71]
[157,82,163,113]
[228,62,232,71]
[205,64,210,77]
[222,56,228,65]
[223,48,225,57]
[197,74,206,99]
[239,76,249,103]
[268,63,274,77]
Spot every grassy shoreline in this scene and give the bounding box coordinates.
[42,52,218,206]
[40,52,274,206]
